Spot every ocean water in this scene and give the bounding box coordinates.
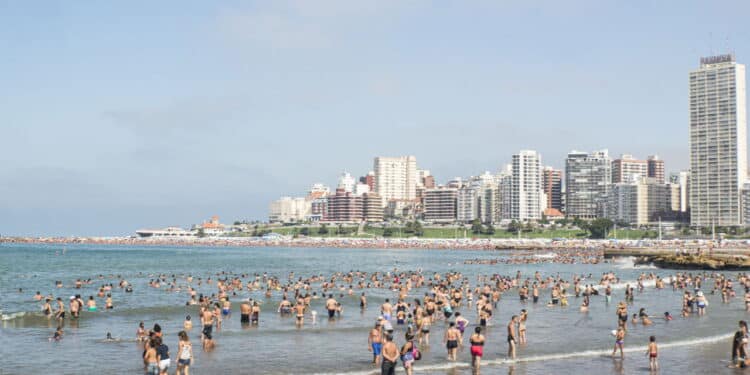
[0,243,744,374]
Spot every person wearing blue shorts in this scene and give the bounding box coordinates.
[368,322,383,364]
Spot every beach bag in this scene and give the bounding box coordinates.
[412,343,421,361]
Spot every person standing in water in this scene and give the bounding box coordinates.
[400,333,416,375]
[144,338,159,375]
[368,322,383,365]
[612,326,625,359]
[418,312,431,345]
[201,307,214,342]
[469,326,485,372]
[54,297,66,321]
[251,301,260,325]
[294,300,306,327]
[381,334,398,375]
[176,331,193,375]
[326,294,338,319]
[381,299,393,321]
[455,312,469,342]
[155,336,170,375]
[444,321,460,361]
[69,296,79,319]
[507,315,518,359]
[240,300,251,325]
[518,309,528,344]
[646,335,658,371]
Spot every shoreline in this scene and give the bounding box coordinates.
[2,235,749,253]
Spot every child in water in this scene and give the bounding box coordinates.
[51,326,63,341]
[646,336,658,370]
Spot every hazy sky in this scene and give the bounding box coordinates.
[1,1,749,236]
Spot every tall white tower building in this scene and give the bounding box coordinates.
[689,54,747,226]
[511,150,542,221]
[373,156,418,204]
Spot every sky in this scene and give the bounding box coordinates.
[1,0,749,236]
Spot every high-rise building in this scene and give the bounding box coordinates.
[689,54,747,226]
[417,170,432,188]
[511,150,542,221]
[611,154,648,183]
[604,177,674,225]
[565,150,611,219]
[423,175,435,189]
[360,172,375,192]
[423,187,458,222]
[362,192,384,222]
[542,167,563,211]
[647,155,665,184]
[325,188,363,222]
[604,183,646,225]
[497,165,513,221]
[669,171,690,213]
[456,183,479,223]
[268,197,311,223]
[373,156,418,205]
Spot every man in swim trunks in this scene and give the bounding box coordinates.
[54,297,66,320]
[294,301,306,327]
[444,322,461,361]
[368,322,383,365]
[240,300,251,324]
[201,307,214,342]
[67,296,78,318]
[381,299,393,321]
[326,294,338,319]
[507,315,518,359]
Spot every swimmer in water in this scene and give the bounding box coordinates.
[87,296,97,312]
[51,326,63,341]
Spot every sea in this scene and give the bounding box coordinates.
[0,243,744,374]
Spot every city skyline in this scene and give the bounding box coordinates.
[2,1,750,236]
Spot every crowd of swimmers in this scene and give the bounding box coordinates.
[27,262,750,374]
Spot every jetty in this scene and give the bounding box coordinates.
[603,247,750,270]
